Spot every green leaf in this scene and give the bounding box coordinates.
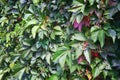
[32,0,40,4]
[0,70,4,80]
[59,54,67,70]
[46,53,51,64]
[32,26,40,38]
[66,53,72,70]
[103,23,111,30]
[0,16,8,25]
[6,33,10,42]
[54,31,63,36]
[0,0,7,4]
[22,40,31,46]
[25,19,38,28]
[52,47,70,62]
[75,45,83,59]
[108,29,116,43]
[98,30,105,47]
[71,33,87,41]
[70,65,77,73]
[0,68,10,80]
[76,14,83,23]
[14,68,25,80]
[91,31,99,42]
[9,62,15,69]
[0,74,4,80]
[75,0,84,3]
[92,67,101,78]
[89,0,95,5]
[70,14,76,24]
[92,61,107,78]
[69,1,85,13]
[38,30,44,39]
[83,48,91,64]
[31,45,38,51]
[11,63,23,71]
[91,26,100,32]
[54,26,62,31]
[48,74,58,80]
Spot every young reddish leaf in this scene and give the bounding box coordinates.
[86,69,92,80]
[78,55,84,64]
[73,15,90,31]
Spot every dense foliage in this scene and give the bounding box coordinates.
[0,0,120,80]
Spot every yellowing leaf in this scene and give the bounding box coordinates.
[32,0,40,4]
[9,62,15,69]
[86,69,92,80]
